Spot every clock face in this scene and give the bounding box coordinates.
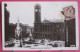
[35,9,38,12]
[63,6,75,18]
[35,9,40,12]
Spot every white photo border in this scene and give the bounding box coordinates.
[2,1,79,50]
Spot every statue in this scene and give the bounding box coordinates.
[29,29,34,42]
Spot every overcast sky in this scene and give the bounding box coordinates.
[3,2,78,26]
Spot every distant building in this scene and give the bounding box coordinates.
[33,4,65,41]
[9,23,29,39]
[9,23,16,39]
[20,24,28,38]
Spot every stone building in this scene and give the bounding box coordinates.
[33,4,65,41]
[4,3,10,41]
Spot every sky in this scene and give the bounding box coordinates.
[3,2,78,26]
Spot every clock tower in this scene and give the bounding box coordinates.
[34,4,41,23]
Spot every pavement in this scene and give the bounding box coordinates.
[5,39,65,48]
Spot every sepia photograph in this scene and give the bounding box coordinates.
[2,1,79,50]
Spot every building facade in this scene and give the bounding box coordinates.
[33,4,65,41]
[4,3,10,41]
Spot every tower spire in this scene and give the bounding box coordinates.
[17,17,20,26]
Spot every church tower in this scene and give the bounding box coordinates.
[34,4,41,23]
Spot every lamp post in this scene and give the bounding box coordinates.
[64,16,68,47]
[61,11,68,47]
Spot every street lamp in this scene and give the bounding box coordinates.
[61,11,68,47]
